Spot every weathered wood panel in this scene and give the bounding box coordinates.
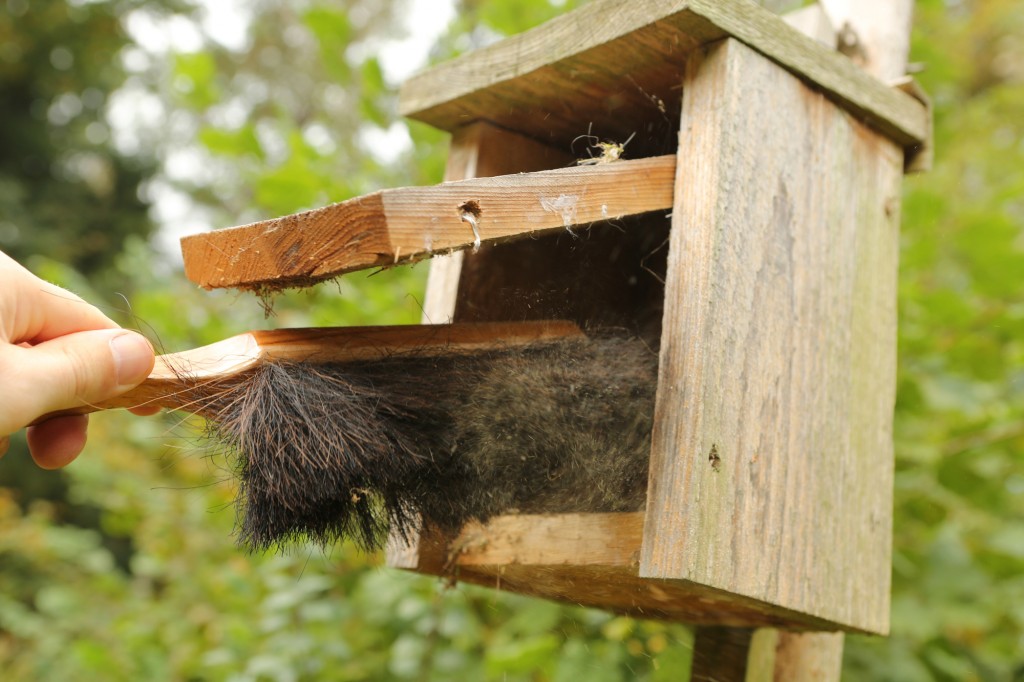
[181,156,674,291]
[640,38,900,635]
[398,0,928,150]
[398,512,842,629]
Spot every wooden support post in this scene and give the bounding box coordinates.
[770,632,845,681]
[690,628,755,682]
[689,629,844,682]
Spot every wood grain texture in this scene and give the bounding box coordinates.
[770,631,845,681]
[688,627,844,681]
[421,122,575,324]
[398,0,927,150]
[181,156,674,291]
[640,39,899,634]
[451,513,644,567]
[402,513,843,629]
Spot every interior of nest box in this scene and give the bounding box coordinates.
[447,57,685,335]
[446,98,681,508]
[455,212,670,348]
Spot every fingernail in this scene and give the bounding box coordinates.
[110,333,155,386]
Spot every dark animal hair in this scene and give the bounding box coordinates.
[189,333,658,552]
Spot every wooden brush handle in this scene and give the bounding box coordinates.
[35,320,584,421]
[245,320,582,364]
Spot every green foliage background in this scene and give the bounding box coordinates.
[0,0,1022,679]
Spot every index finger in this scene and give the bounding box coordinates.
[0,252,119,344]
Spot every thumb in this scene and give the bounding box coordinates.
[0,330,155,433]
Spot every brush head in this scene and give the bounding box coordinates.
[192,333,658,552]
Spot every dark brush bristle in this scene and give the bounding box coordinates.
[441,335,657,519]
[198,358,449,551]
[191,334,658,552]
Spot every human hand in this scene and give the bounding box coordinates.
[0,251,156,468]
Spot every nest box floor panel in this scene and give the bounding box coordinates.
[390,512,855,632]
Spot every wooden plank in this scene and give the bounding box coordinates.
[408,512,845,629]
[450,513,644,567]
[181,155,674,291]
[398,0,928,149]
[640,38,899,634]
[39,320,583,420]
[421,122,575,324]
[689,1,920,145]
[728,3,909,674]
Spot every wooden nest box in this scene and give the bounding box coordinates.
[181,0,931,668]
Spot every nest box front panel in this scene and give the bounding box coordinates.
[641,39,900,635]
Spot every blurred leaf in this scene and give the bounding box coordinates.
[485,633,560,676]
[173,51,220,108]
[199,124,263,159]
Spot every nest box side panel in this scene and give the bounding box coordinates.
[641,38,900,634]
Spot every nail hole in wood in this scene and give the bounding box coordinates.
[709,444,721,472]
[458,200,483,251]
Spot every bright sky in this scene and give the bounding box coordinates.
[112,0,457,259]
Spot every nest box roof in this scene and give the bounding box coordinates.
[399,0,929,151]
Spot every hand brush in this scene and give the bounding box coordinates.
[42,320,657,552]
[39,322,588,545]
